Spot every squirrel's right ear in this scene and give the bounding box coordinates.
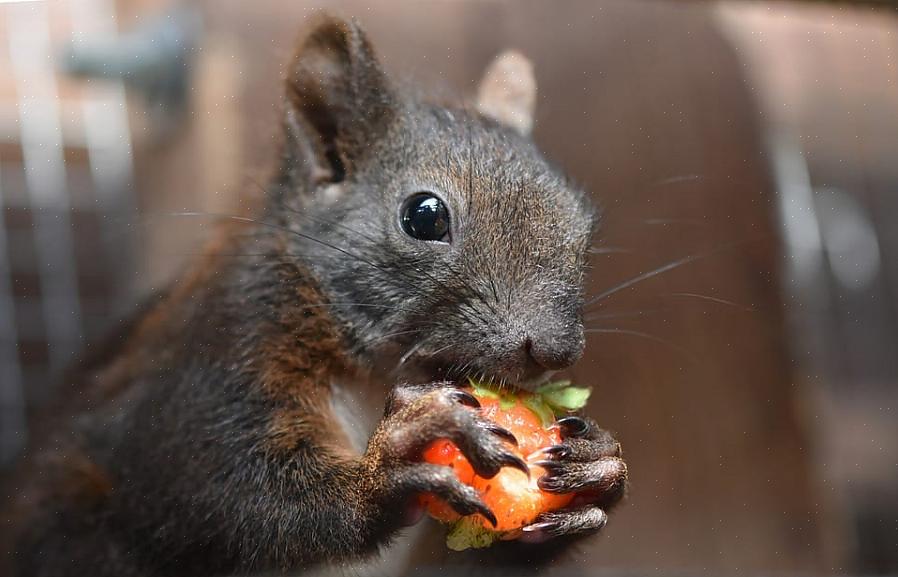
[476,51,537,136]
[284,15,396,185]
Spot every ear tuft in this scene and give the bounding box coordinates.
[475,51,537,136]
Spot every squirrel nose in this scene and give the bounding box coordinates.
[525,328,585,371]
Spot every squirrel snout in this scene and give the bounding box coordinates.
[524,328,585,371]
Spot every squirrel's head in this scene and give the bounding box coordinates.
[273,15,595,390]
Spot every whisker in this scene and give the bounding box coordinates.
[585,308,666,322]
[588,246,632,255]
[190,251,342,263]
[650,174,704,187]
[167,211,433,301]
[391,340,455,378]
[459,295,494,326]
[642,218,707,226]
[584,327,696,361]
[427,343,454,358]
[291,302,413,313]
[586,254,705,307]
[365,328,423,347]
[665,292,757,312]
[169,211,382,270]
[250,179,381,246]
[585,237,764,307]
[393,341,426,375]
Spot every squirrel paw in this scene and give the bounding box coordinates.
[518,416,627,540]
[365,382,525,525]
[533,416,627,501]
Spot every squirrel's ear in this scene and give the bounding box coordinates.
[284,15,396,184]
[475,51,537,136]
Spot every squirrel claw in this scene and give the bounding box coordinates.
[449,389,481,408]
[484,423,518,446]
[555,416,590,438]
[499,452,530,478]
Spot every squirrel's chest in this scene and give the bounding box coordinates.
[329,378,386,454]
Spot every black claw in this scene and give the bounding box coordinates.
[450,489,497,527]
[475,504,498,527]
[539,445,570,458]
[500,453,531,478]
[449,389,480,408]
[531,459,563,472]
[537,475,561,492]
[485,424,518,446]
[556,416,590,438]
[453,496,497,527]
[522,520,559,533]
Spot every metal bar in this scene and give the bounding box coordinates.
[0,167,27,465]
[67,0,137,312]
[68,0,135,208]
[8,2,83,371]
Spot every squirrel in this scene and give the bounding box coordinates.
[3,15,627,577]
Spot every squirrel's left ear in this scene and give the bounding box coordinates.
[284,14,397,186]
[475,51,537,136]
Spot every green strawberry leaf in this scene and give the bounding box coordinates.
[541,385,592,414]
[446,517,501,551]
[535,380,571,394]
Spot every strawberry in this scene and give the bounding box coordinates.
[419,380,591,550]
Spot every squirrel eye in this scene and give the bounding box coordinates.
[400,193,450,242]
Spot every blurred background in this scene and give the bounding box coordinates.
[0,0,896,575]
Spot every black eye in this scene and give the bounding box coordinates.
[400,193,451,242]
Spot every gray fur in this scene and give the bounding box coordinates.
[277,17,596,389]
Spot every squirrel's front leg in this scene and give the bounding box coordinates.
[247,382,523,570]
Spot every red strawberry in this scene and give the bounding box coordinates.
[419,381,591,549]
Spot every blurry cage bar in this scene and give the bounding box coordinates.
[733,6,898,568]
[0,0,136,466]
